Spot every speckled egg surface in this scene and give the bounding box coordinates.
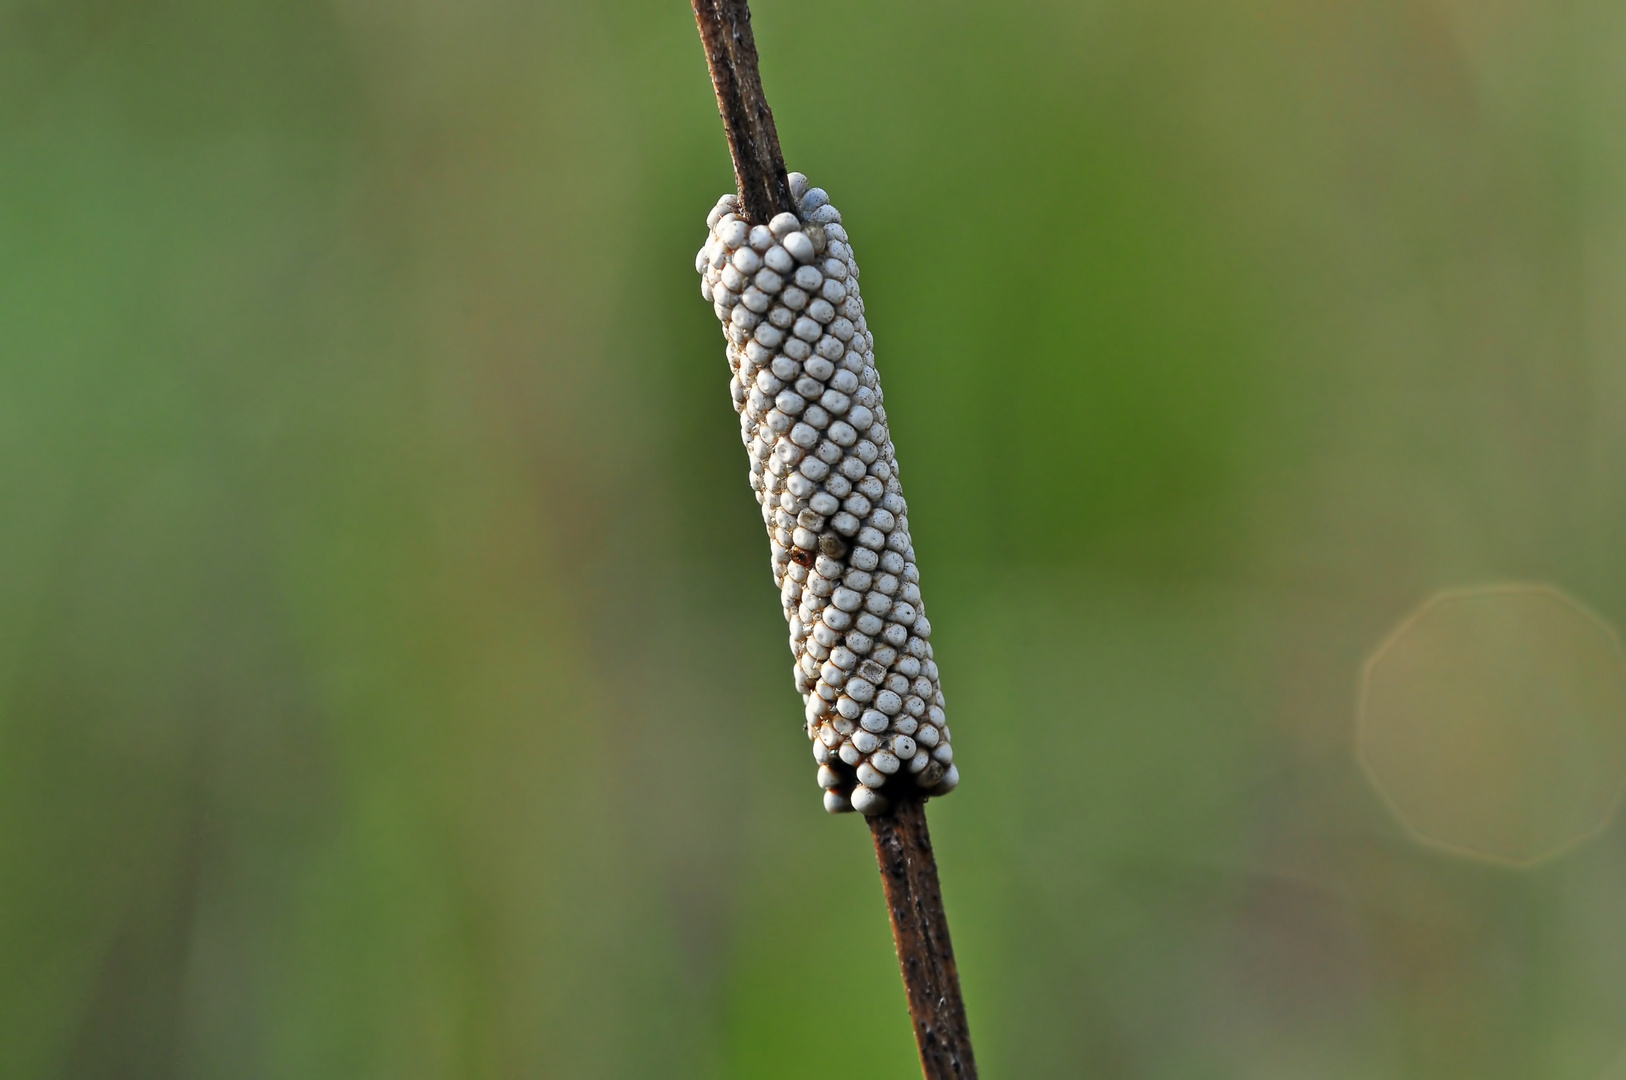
[696,173,957,815]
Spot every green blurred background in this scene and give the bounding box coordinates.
[5,0,1626,1075]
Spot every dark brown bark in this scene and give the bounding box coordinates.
[691,0,795,224]
[869,798,978,1079]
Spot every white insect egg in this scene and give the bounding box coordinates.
[850,785,886,815]
[804,356,836,381]
[783,231,817,263]
[764,244,795,273]
[699,180,952,812]
[831,587,864,612]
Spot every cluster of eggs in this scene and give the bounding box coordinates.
[696,173,958,815]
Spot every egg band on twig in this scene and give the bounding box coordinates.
[697,175,958,815]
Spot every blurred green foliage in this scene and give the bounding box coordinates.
[4,0,1626,1076]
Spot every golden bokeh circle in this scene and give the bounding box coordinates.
[1358,584,1626,867]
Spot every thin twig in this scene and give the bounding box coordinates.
[691,5,977,1077]
[869,799,978,1078]
[691,0,794,225]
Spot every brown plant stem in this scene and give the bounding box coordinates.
[868,798,978,1078]
[691,4,977,1077]
[691,0,794,224]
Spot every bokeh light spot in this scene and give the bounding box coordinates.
[1358,585,1626,867]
